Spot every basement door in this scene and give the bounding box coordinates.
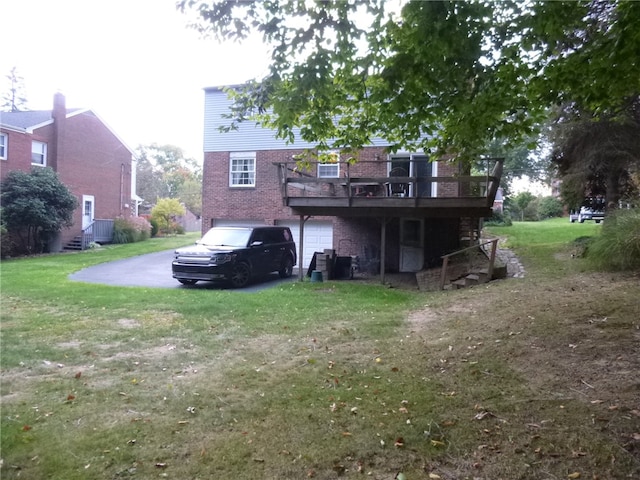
[399,218,424,272]
[82,195,95,229]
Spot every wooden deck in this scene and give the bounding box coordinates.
[277,159,503,218]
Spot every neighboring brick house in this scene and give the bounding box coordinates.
[202,86,502,278]
[1,92,136,251]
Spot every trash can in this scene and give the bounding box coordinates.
[310,270,324,283]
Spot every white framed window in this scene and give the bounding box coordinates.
[229,152,256,187]
[31,141,47,166]
[317,151,340,178]
[0,133,7,160]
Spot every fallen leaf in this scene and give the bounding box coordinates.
[430,439,445,447]
[567,472,581,479]
[66,394,76,401]
[341,431,352,437]
[473,410,495,420]
[75,372,82,379]
[22,425,32,431]
[428,473,441,479]
[394,437,404,447]
[155,463,168,468]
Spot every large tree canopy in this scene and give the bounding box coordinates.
[178,0,640,161]
[136,144,202,216]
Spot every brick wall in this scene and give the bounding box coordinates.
[0,129,33,180]
[201,147,388,234]
[2,96,133,250]
[202,147,464,271]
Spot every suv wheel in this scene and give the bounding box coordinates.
[279,256,294,278]
[230,263,251,288]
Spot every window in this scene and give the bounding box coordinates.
[32,141,47,166]
[229,152,255,187]
[0,133,7,160]
[317,151,340,178]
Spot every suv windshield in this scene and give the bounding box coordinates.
[198,228,252,247]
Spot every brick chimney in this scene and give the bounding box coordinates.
[50,92,66,171]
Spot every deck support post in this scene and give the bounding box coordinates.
[380,218,387,284]
[298,215,310,282]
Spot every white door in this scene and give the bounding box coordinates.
[399,218,424,272]
[82,195,95,229]
[277,220,333,269]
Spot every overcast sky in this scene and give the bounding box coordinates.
[1,0,270,161]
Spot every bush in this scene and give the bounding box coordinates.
[485,210,512,226]
[537,196,564,220]
[112,217,152,244]
[149,218,159,237]
[586,208,640,271]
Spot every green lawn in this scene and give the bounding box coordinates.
[1,224,638,480]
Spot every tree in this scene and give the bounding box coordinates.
[551,106,640,210]
[150,198,186,235]
[178,0,640,162]
[508,191,536,222]
[482,135,551,197]
[136,144,202,215]
[1,168,77,254]
[2,67,28,112]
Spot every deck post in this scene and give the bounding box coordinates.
[298,215,306,282]
[487,238,498,279]
[380,218,387,284]
[440,256,450,290]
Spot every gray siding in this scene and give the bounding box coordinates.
[204,87,391,153]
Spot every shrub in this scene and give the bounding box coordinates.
[586,207,640,271]
[485,210,512,226]
[112,217,152,244]
[1,168,77,254]
[151,198,185,235]
[537,196,564,220]
[149,218,159,237]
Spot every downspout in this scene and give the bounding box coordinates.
[120,163,125,215]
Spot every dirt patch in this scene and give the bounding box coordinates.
[117,318,141,328]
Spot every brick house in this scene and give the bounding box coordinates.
[1,92,136,251]
[202,86,503,281]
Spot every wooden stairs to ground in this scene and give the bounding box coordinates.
[447,269,491,290]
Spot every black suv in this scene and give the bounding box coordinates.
[172,226,297,288]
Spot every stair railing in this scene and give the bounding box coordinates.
[439,238,499,290]
[81,222,95,250]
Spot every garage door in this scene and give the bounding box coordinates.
[277,220,333,269]
[213,219,264,228]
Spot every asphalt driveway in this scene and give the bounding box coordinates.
[68,249,298,291]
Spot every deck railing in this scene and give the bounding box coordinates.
[276,158,503,208]
[80,219,114,249]
[439,238,499,290]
